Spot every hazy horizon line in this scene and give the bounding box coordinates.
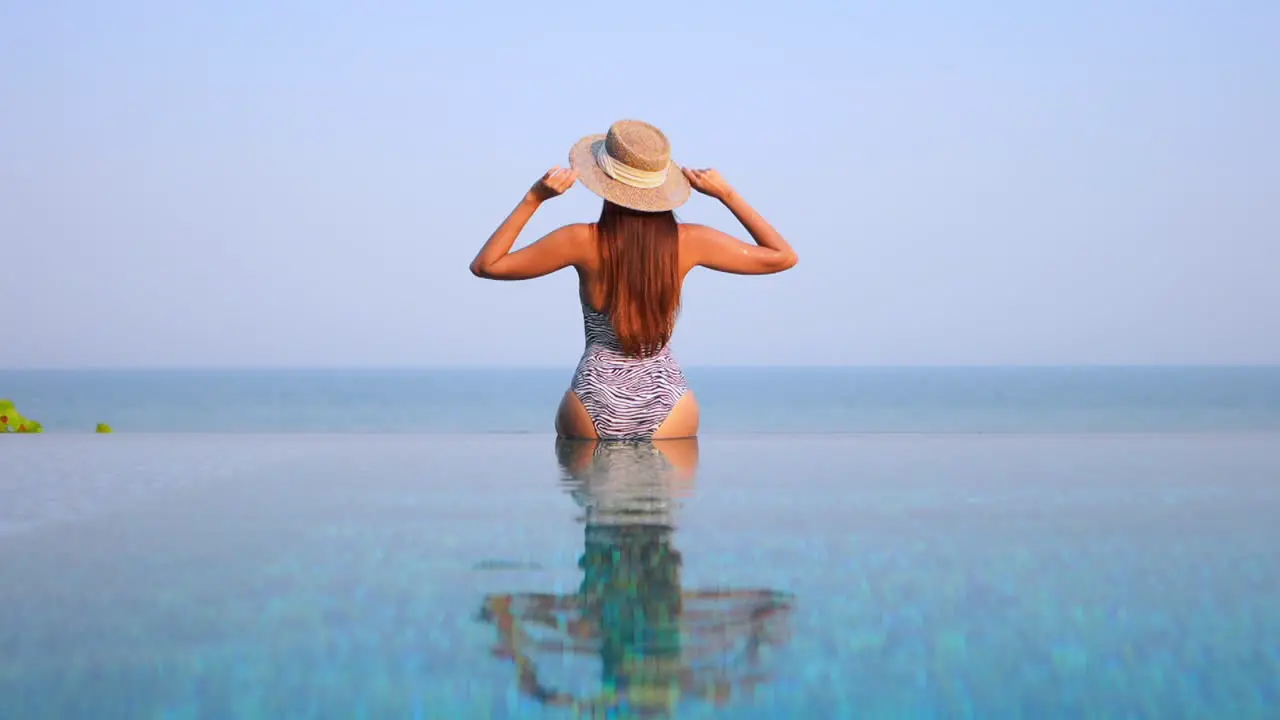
[4,363,1280,372]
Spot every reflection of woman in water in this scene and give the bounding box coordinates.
[480,438,794,716]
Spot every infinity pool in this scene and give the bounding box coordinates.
[2,434,1278,718]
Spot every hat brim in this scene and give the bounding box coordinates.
[569,134,691,213]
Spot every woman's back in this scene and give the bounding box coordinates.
[579,202,681,357]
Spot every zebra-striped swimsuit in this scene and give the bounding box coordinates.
[570,301,689,439]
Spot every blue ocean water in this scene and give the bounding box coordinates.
[3,369,1279,717]
[4,366,1280,434]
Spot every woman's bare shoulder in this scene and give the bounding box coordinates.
[565,222,596,243]
[677,222,720,242]
[542,222,595,257]
[676,222,722,250]
[564,222,598,270]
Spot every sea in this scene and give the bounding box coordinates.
[5,366,1280,434]
[2,367,1279,718]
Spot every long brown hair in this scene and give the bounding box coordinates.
[595,200,681,357]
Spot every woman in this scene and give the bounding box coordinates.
[470,119,797,439]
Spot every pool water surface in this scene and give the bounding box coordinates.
[2,433,1278,718]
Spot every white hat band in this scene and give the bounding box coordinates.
[594,141,669,189]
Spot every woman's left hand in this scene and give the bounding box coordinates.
[528,166,578,202]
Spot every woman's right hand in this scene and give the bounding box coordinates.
[528,166,577,203]
[682,167,735,202]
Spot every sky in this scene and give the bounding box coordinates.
[2,0,1277,368]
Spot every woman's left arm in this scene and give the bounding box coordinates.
[470,167,585,281]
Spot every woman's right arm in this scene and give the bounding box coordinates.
[682,167,798,276]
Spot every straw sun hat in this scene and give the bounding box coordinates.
[569,119,692,213]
